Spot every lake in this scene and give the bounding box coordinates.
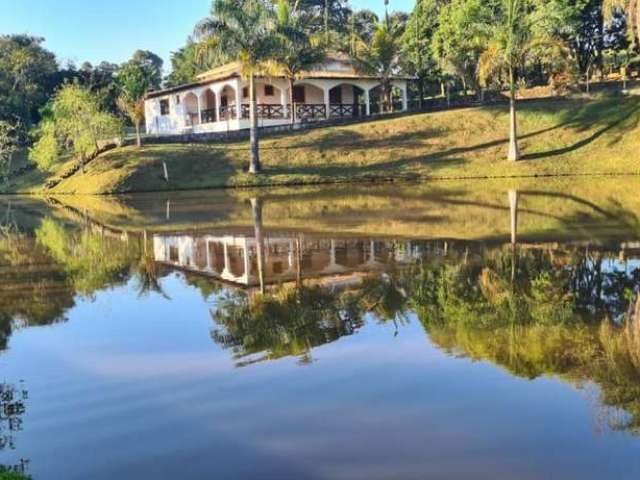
[1,178,640,479]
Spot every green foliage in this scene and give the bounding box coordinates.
[165,41,216,87]
[0,121,18,182]
[0,470,30,480]
[0,35,57,138]
[29,84,122,170]
[128,50,163,90]
[354,22,402,110]
[116,61,154,146]
[35,217,139,296]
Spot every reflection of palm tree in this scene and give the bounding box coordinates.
[360,273,410,336]
[211,284,364,366]
[134,252,170,300]
[133,230,170,299]
[250,198,266,294]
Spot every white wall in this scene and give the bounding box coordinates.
[145,75,409,136]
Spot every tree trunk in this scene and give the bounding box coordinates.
[135,121,142,147]
[249,73,261,174]
[418,78,425,110]
[289,77,296,127]
[508,67,520,162]
[251,198,265,295]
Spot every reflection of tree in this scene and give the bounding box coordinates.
[133,232,170,299]
[0,381,30,477]
[0,213,74,350]
[35,217,140,297]
[407,246,640,434]
[212,285,363,367]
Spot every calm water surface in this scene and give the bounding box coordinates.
[1,179,640,479]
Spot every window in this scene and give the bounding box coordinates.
[160,99,170,116]
[175,95,181,104]
[293,86,306,103]
[242,87,249,98]
[264,85,275,96]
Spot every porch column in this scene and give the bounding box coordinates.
[324,86,331,120]
[195,92,202,125]
[400,83,408,112]
[213,91,220,122]
[235,79,243,119]
[214,87,223,122]
[364,88,371,116]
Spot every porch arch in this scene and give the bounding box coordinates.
[184,92,200,126]
[199,88,217,123]
[328,83,366,118]
[219,84,239,120]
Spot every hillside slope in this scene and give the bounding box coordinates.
[5,95,640,195]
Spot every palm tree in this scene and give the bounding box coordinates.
[270,0,325,126]
[195,0,279,174]
[353,22,401,113]
[116,62,150,148]
[478,0,566,161]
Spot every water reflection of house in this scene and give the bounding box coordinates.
[153,233,423,288]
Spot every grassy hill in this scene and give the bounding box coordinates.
[4,94,640,195]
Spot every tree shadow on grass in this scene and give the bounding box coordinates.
[521,97,640,161]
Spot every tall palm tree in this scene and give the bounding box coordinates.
[270,0,325,126]
[353,22,401,113]
[478,0,566,161]
[196,0,279,174]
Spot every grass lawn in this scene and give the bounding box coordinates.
[3,94,640,195]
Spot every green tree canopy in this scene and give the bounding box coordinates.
[29,83,122,171]
[0,35,58,139]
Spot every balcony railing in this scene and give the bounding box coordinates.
[201,109,216,124]
[329,103,366,118]
[197,103,370,124]
[296,104,327,121]
[219,105,237,121]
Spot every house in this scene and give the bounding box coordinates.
[144,53,412,136]
[153,232,421,288]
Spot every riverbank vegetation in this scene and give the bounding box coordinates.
[3,93,639,194]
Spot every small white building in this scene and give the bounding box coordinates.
[144,53,411,136]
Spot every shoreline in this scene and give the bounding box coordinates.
[1,170,639,197]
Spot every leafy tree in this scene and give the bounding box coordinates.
[165,40,220,87]
[432,0,494,96]
[271,0,326,126]
[604,0,640,48]
[348,9,380,49]
[401,0,448,106]
[0,35,57,139]
[354,22,402,112]
[0,121,18,183]
[195,0,280,174]
[116,62,152,147]
[297,0,351,44]
[129,50,164,90]
[29,84,122,171]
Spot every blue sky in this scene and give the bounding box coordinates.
[0,0,415,70]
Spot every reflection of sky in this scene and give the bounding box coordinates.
[2,273,640,480]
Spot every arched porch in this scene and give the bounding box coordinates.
[219,84,239,120]
[184,92,200,126]
[328,83,367,118]
[200,89,217,124]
